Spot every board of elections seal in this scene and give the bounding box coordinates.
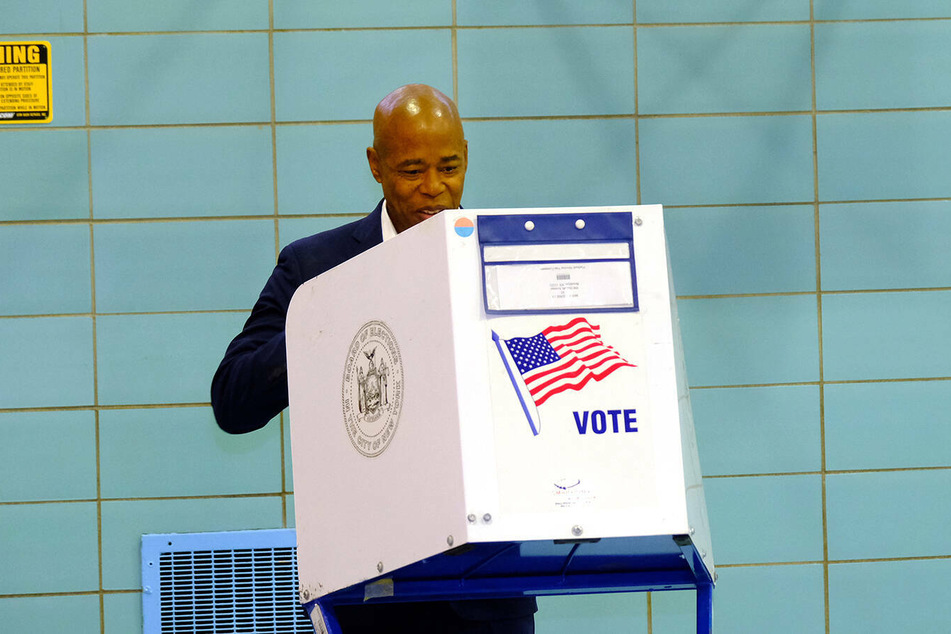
[342,320,404,457]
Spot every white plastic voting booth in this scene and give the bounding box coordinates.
[287,206,715,633]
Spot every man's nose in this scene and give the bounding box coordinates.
[419,168,444,196]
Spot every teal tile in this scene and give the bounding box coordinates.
[690,565,824,634]
[279,216,361,247]
[274,30,452,122]
[678,296,820,387]
[276,123,381,215]
[638,25,812,115]
[816,21,951,111]
[0,595,100,634]
[826,381,951,471]
[87,33,270,125]
[104,592,141,634]
[817,111,951,201]
[814,0,951,20]
[100,407,282,498]
[93,219,276,312]
[653,567,825,633]
[0,502,99,593]
[536,593,647,633]
[0,129,89,221]
[822,291,951,381]
[464,119,637,208]
[648,589,695,634]
[0,410,97,502]
[457,27,635,117]
[88,0,268,32]
[665,205,816,296]
[1,0,84,33]
[91,127,274,218]
[704,475,823,564]
[0,223,91,315]
[283,411,293,492]
[820,201,951,291]
[640,116,814,206]
[36,36,87,127]
[96,312,248,405]
[829,559,951,633]
[637,0,809,23]
[458,1,633,25]
[275,0,450,28]
[101,496,284,589]
[827,470,951,560]
[691,385,821,476]
[0,316,94,408]
[285,493,295,527]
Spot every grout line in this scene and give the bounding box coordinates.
[451,0,459,105]
[2,104,950,137]
[0,212,368,227]
[634,4,652,631]
[0,492,287,507]
[267,0,280,255]
[676,287,951,300]
[633,0,641,208]
[702,465,951,480]
[7,197,949,229]
[807,2,832,630]
[821,286,951,295]
[646,592,653,634]
[2,103,951,138]
[79,1,106,629]
[714,554,951,569]
[9,15,947,39]
[689,376,951,390]
[267,0,288,531]
[4,287,951,315]
[0,590,108,600]
[4,379,950,413]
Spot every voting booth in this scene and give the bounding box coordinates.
[287,206,715,633]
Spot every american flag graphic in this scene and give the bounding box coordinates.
[502,317,635,407]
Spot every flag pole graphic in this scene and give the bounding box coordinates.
[491,330,540,436]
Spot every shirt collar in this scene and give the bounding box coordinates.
[380,200,398,242]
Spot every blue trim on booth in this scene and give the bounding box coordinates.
[305,534,714,634]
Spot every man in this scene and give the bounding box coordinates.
[211,84,537,632]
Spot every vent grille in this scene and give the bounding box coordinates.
[143,530,312,634]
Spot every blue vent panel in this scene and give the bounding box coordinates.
[142,529,312,634]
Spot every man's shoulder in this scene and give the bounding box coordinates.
[286,216,360,252]
[281,202,384,278]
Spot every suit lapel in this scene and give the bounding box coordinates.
[351,199,385,247]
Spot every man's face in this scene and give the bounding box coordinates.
[367,113,468,234]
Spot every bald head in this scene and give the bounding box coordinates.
[372,84,463,158]
[367,84,468,234]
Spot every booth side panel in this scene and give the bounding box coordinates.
[288,221,469,599]
[668,242,715,577]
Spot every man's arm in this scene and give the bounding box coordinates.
[211,245,302,434]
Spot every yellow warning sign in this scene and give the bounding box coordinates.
[0,41,52,124]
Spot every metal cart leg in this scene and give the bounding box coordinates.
[306,599,342,634]
[696,582,713,634]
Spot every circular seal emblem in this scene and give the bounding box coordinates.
[342,320,404,457]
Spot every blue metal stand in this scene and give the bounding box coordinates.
[304,535,713,633]
[696,581,714,634]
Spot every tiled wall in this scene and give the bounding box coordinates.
[2,2,949,632]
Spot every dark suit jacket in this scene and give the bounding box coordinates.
[210,201,536,625]
[211,202,385,434]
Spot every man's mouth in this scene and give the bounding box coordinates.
[417,207,445,216]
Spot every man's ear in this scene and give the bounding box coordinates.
[366,147,383,184]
